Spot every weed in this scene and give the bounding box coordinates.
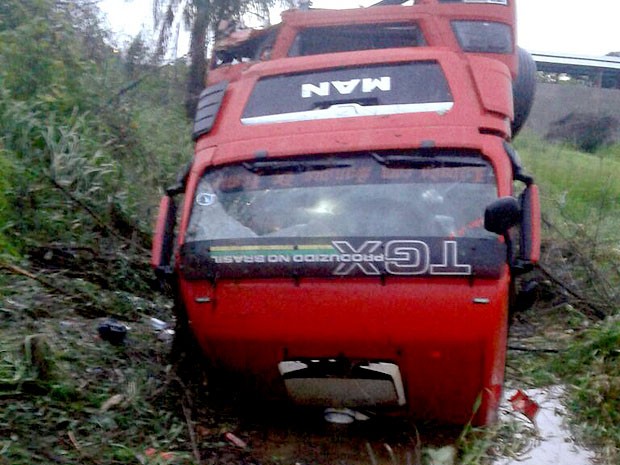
[0,272,194,465]
[457,416,537,465]
[550,318,620,462]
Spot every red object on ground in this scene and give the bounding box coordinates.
[510,389,540,422]
[225,432,248,449]
[144,448,176,461]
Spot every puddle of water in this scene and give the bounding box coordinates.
[497,386,595,465]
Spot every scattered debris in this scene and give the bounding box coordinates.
[97,319,128,345]
[500,387,595,465]
[144,447,177,462]
[425,445,457,465]
[324,408,356,424]
[99,394,125,413]
[158,329,175,343]
[509,389,540,423]
[149,317,168,331]
[149,317,175,342]
[224,432,248,449]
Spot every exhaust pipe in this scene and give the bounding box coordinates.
[324,408,371,424]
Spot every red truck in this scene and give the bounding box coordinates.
[152,0,540,425]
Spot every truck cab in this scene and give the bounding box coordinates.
[153,0,540,425]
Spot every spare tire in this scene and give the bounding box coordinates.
[512,47,537,137]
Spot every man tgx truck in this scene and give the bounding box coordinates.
[152,0,540,425]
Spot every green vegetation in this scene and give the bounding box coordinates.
[0,2,195,462]
[506,132,620,464]
[503,316,620,465]
[552,319,620,457]
[0,282,194,464]
[0,0,192,257]
[151,0,293,116]
[516,132,620,315]
[516,132,620,223]
[0,149,16,255]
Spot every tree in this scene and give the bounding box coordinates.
[152,0,294,118]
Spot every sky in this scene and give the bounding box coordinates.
[99,0,620,57]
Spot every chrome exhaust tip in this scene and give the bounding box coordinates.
[323,408,355,424]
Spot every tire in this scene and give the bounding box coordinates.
[512,47,537,137]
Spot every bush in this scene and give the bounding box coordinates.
[545,112,620,153]
[0,0,191,255]
[0,148,16,255]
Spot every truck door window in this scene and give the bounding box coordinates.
[185,151,497,242]
[288,23,425,57]
[211,27,279,68]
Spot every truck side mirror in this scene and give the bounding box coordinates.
[151,195,177,274]
[484,197,520,235]
[519,184,541,264]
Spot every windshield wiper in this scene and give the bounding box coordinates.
[371,152,487,168]
[243,159,352,175]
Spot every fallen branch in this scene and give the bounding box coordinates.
[412,427,423,465]
[541,215,617,309]
[366,443,378,465]
[0,260,72,297]
[169,374,202,465]
[0,258,129,320]
[181,399,202,465]
[507,345,560,354]
[385,443,398,465]
[48,178,150,255]
[537,263,608,320]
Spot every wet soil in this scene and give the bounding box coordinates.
[193,387,595,465]
[195,398,461,465]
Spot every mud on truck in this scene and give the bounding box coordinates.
[152,0,540,425]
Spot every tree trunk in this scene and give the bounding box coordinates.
[185,0,209,119]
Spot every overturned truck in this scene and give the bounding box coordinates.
[153,0,540,425]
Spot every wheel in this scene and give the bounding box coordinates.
[511,47,537,137]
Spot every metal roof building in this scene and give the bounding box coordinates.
[531,52,620,89]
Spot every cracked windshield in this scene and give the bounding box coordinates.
[186,152,497,241]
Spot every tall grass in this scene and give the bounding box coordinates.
[0,149,16,255]
[515,132,620,231]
